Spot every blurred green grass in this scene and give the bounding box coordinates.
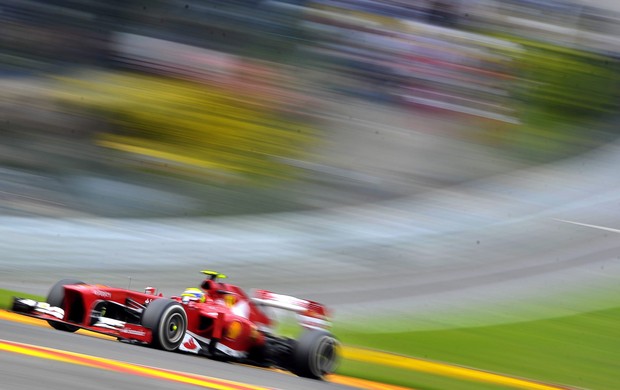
[0,289,44,310]
[477,35,620,163]
[335,306,620,389]
[2,288,618,389]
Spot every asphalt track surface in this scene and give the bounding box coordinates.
[0,317,356,390]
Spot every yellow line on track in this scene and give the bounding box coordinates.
[342,346,571,390]
[0,339,268,390]
[328,374,413,390]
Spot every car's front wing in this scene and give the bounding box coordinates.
[11,297,153,344]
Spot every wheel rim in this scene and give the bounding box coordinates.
[165,312,185,344]
[313,336,338,376]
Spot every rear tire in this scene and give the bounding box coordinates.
[292,330,339,379]
[141,299,187,351]
[46,278,84,332]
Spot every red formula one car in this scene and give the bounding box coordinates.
[11,270,339,379]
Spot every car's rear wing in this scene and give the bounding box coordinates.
[251,289,331,331]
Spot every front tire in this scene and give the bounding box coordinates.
[292,330,339,379]
[141,299,187,351]
[46,278,84,332]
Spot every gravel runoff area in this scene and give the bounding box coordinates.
[2,135,620,332]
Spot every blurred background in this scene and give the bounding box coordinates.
[3,0,620,329]
[3,3,620,387]
[2,0,618,218]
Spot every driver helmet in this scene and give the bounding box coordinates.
[181,287,206,303]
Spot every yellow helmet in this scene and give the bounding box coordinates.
[181,287,205,303]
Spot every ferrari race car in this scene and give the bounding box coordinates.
[11,270,339,379]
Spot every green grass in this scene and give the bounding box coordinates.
[338,359,513,390]
[335,307,620,389]
[2,288,619,389]
[0,289,44,311]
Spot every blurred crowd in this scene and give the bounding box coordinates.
[3,0,618,111]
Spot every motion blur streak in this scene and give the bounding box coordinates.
[0,339,270,390]
[342,346,573,390]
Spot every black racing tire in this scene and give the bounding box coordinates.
[292,330,339,380]
[141,298,187,351]
[46,278,84,332]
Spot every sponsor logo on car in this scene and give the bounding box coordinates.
[93,290,112,299]
[121,328,146,337]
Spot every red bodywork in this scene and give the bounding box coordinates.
[37,279,278,355]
